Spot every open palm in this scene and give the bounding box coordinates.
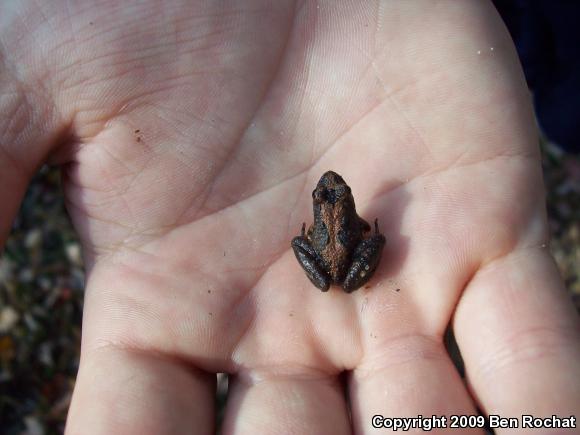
[2,1,578,434]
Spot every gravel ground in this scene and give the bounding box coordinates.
[0,143,578,434]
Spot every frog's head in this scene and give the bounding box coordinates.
[312,171,353,205]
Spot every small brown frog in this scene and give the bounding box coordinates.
[291,171,385,292]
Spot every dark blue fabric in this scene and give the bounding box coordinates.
[493,0,580,153]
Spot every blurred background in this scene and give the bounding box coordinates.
[1,2,579,433]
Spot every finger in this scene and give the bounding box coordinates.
[454,248,580,428]
[0,48,62,243]
[66,345,215,435]
[0,146,29,243]
[222,372,350,435]
[349,335,483,434]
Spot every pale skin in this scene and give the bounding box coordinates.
[1,0,579,434]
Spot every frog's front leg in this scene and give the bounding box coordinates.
[342,219,386,293]
[291,223,331,291]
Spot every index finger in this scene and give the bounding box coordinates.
[454,248,580,432]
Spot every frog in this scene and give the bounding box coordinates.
[291,171,386,292]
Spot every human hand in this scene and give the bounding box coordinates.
[1,1,578,434]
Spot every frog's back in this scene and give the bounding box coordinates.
[316,204,363,283]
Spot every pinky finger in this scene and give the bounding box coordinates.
[66,345,215,435]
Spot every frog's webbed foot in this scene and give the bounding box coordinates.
[342,219,386,293]
[291,232,330,292]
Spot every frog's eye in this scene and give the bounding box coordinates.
[335,185,350,197]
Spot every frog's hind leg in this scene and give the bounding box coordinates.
[342,222,385,292]
[291,234,331,291]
